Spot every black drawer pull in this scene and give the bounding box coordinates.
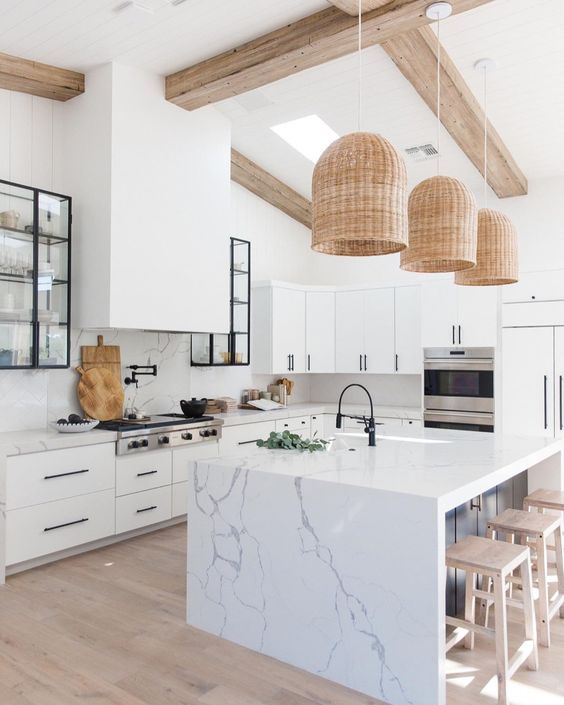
[44,517,89,532]
[238,439,260,445]
[136,505,157,514]
[44,468,89,480]
[137,470,158,477]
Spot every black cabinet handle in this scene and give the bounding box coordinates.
[136,505,157,514]
[544,375,548,430]
[395,353,398,372]
[307,354,311,371]
[137,470,158,477]
[364,354,367,371]
[44,468,89,480]
[470,496,482,511]
[291,354,294,371]
[558,375,562,431]
[238,438,261,445]
[458,325,461,345]
[287,354,291,371]
[452,325,455,345]
[359,354,363,371]
[44,517,89,532]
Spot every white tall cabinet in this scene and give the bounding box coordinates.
[306,291,335,373]
[395,286,421,374]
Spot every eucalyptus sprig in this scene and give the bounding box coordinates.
[256,430,329,453]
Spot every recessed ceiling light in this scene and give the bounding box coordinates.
[270,115,339,163]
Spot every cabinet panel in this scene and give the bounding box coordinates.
[335,291,364,373]
[502,327,554,437]
[422,281,457,348]
[115,485,172,534]
[275,416,311,435]
[271,287,306,374]
[502,270,564,304]
[172,481,188,518]
[172,443,219,484]
[310,414,324,439]
[115,450,172,497]
[219,421,276,457]
[364,288,395,374]
[457,287,498,347]
[395,286,421,374]
[306,291,335,373]
[555,327,564,439]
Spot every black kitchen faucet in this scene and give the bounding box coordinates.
[336,383,376,447]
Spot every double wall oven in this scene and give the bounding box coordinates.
[424,347,495,432]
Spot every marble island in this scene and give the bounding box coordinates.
[187,427,564,705]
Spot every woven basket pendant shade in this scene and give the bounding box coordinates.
[455,208,518,286]
[311,132,408,256]
[400,175,478,272]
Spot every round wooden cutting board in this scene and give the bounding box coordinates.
[77,366,124,421]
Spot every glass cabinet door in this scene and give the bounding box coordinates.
[0,182,35,368]
[36,191,70,367]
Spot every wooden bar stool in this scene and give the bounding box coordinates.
[486,508,564,647]
[446,535,538,705]
[524,488,564,517]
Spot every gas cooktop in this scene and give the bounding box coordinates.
[97,415,214,432]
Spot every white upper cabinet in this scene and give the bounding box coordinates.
[306,291,335,373]
[63,64,230,332]
[364,288,395,374]
[335,291,365,373]
[422,280,498,348]
[503,270,564,304]
[252,284,306,374]
[395,286,422,374]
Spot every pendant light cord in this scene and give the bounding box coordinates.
[436,14,441,175]
[358,0,362,132]
[483,66,488,207]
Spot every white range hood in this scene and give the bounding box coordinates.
[62,62,231,333]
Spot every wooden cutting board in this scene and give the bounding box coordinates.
[81,335,121,384]
[77,366,124,421]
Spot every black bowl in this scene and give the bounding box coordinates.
[180,398,207,418]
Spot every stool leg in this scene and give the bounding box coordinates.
[494,575,509,705]
[483,526,495,627]
[520,553,539,671]
[537,535,551,647]
[554,527,564,619]
[464,571,476,649]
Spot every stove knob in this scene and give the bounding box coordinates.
[200,429,211,438]
[210,428,218,437]
[159,435,170,445]
[181,432,193,441]
[140,439,149,447]
[128,440,140,449]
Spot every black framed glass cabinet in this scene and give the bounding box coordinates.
[0,178,71,369]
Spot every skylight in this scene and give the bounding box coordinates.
[270,115,339,163]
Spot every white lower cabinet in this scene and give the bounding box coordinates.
[219,421,276,456]
[115,450,172,497]
[6,489,115,565]
[172,481,188,518]
[275,416,311,435]
[310,414,324,438]
[172,443,219,484]
[7,443,115,510]
[403,419,422,427]
[115,485,172,534]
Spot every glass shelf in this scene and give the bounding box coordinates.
[0,178,71,369]
[191,237,250,367]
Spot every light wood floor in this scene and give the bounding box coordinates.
[0,525,562,705]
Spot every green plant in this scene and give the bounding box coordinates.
[256,430,329,453]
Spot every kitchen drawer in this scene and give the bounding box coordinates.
[275,416,311,434]
[172,442,219,484]
[7,443,115,510]
[219,421,275,456]
[172,481,188,517]
[116,450,172,497]
[310,414,324,438]
[402,419,422,427]
[6,489,115,565]
[115,485,172,534]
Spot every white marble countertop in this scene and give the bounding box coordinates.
[0,427,118,456]
[214,401,421,427]
[199,425,564,511]
[0,402,421,457]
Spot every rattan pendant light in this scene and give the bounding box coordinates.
[400,2,478,273]
[311,0,408,256]
[455,58,518,286]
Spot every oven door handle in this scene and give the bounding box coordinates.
[424,360,493,371]
[424,410,494,426]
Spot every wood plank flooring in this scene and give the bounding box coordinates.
[0,524,562,705]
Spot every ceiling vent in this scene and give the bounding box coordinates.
[404,144,439,162]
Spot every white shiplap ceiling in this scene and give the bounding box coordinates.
[0,0,562,199]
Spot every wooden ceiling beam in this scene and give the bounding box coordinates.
[231,149,312,229]
[0,52,84,101]
[331,0,391,15]
[382,26,527,198]
[165,0,492,111]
